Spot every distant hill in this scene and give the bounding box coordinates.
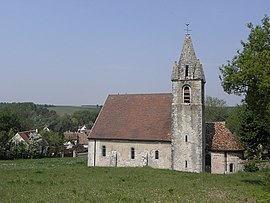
[47,105,101,116]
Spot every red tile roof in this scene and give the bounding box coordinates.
[18,131,33,143]
[206,122,244,151]
[90,93,172,141]
[64,132,78,140]
[64,131,90,145]
[17,130,49,147]
[78,132,89,145]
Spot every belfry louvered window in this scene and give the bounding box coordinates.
[183,86,191,103]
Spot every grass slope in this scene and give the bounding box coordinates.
[0,158,269,203]
[47,106,99,116]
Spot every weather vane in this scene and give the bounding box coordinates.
[185,23,191,34]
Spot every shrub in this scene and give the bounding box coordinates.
[244,162,259,172]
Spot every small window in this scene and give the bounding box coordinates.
[131,147,135,159]
[205,154,211,166]
[102,145,106,157]
[185,135,188,142]
[183,86,191,103]
[229,163,234,172]
[185,65,189,77]
[155,150,159,159]
[185,160,188,168]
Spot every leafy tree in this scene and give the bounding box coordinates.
[48,114,77,135]
[225,104,243,135]
[28,136,41,159]
[8,128,15,139]
[9,141,27,159]
[0,131,10,159]
[1,102,57,131]
[72,109,99,129]
[41,130,63,156]
[0,110,21,132]
[205,96,228,122]
[219,16,270,159]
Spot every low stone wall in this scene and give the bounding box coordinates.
[255,161,270,169]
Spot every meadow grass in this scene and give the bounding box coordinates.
[0,158,269,203]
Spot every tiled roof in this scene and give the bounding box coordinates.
[90,93,172,141]
[78,132,89,145]
[18,131,36,143]
[206,122,244,151]
[64,131,89,145]
[64,132,78,140]
[17,130,49,147]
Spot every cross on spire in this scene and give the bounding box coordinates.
[185,23,191,34]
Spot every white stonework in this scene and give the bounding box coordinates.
[88,140,171,169]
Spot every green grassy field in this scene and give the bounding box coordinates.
[0,158,269,203]
[47,106,100,116]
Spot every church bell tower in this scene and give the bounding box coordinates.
[171,32,206,173]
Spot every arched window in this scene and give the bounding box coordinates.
[155,150,159,159]
[131,147,135,159]
[183,86,191,103]
[185,135,188,142]
[102,145,106,157]
[185,160,188,168]
[229,163,234,172]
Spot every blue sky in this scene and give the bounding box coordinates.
[0,1,269,106]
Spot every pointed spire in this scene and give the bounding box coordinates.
[171,33,205,82]
[178,34,197,66]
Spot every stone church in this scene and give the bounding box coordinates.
[88,33,244,174]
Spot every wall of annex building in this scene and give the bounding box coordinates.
[88,139,171,169]
[211,151,244,174]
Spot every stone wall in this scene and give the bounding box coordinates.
[88,139,171,169]
[211,151,244,174]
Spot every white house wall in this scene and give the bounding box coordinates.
[11,133,27,144]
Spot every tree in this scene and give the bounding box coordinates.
[205,96,228,122]
[219,16,270,159]
[0,131,10,159]
[40,130,63,156]
[225,104,243,135]
[0,111,21,132]
[72,109,100,129]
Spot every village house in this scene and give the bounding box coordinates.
[88,33,244,174]
[11,130,49,155]
[64,126,89,157]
